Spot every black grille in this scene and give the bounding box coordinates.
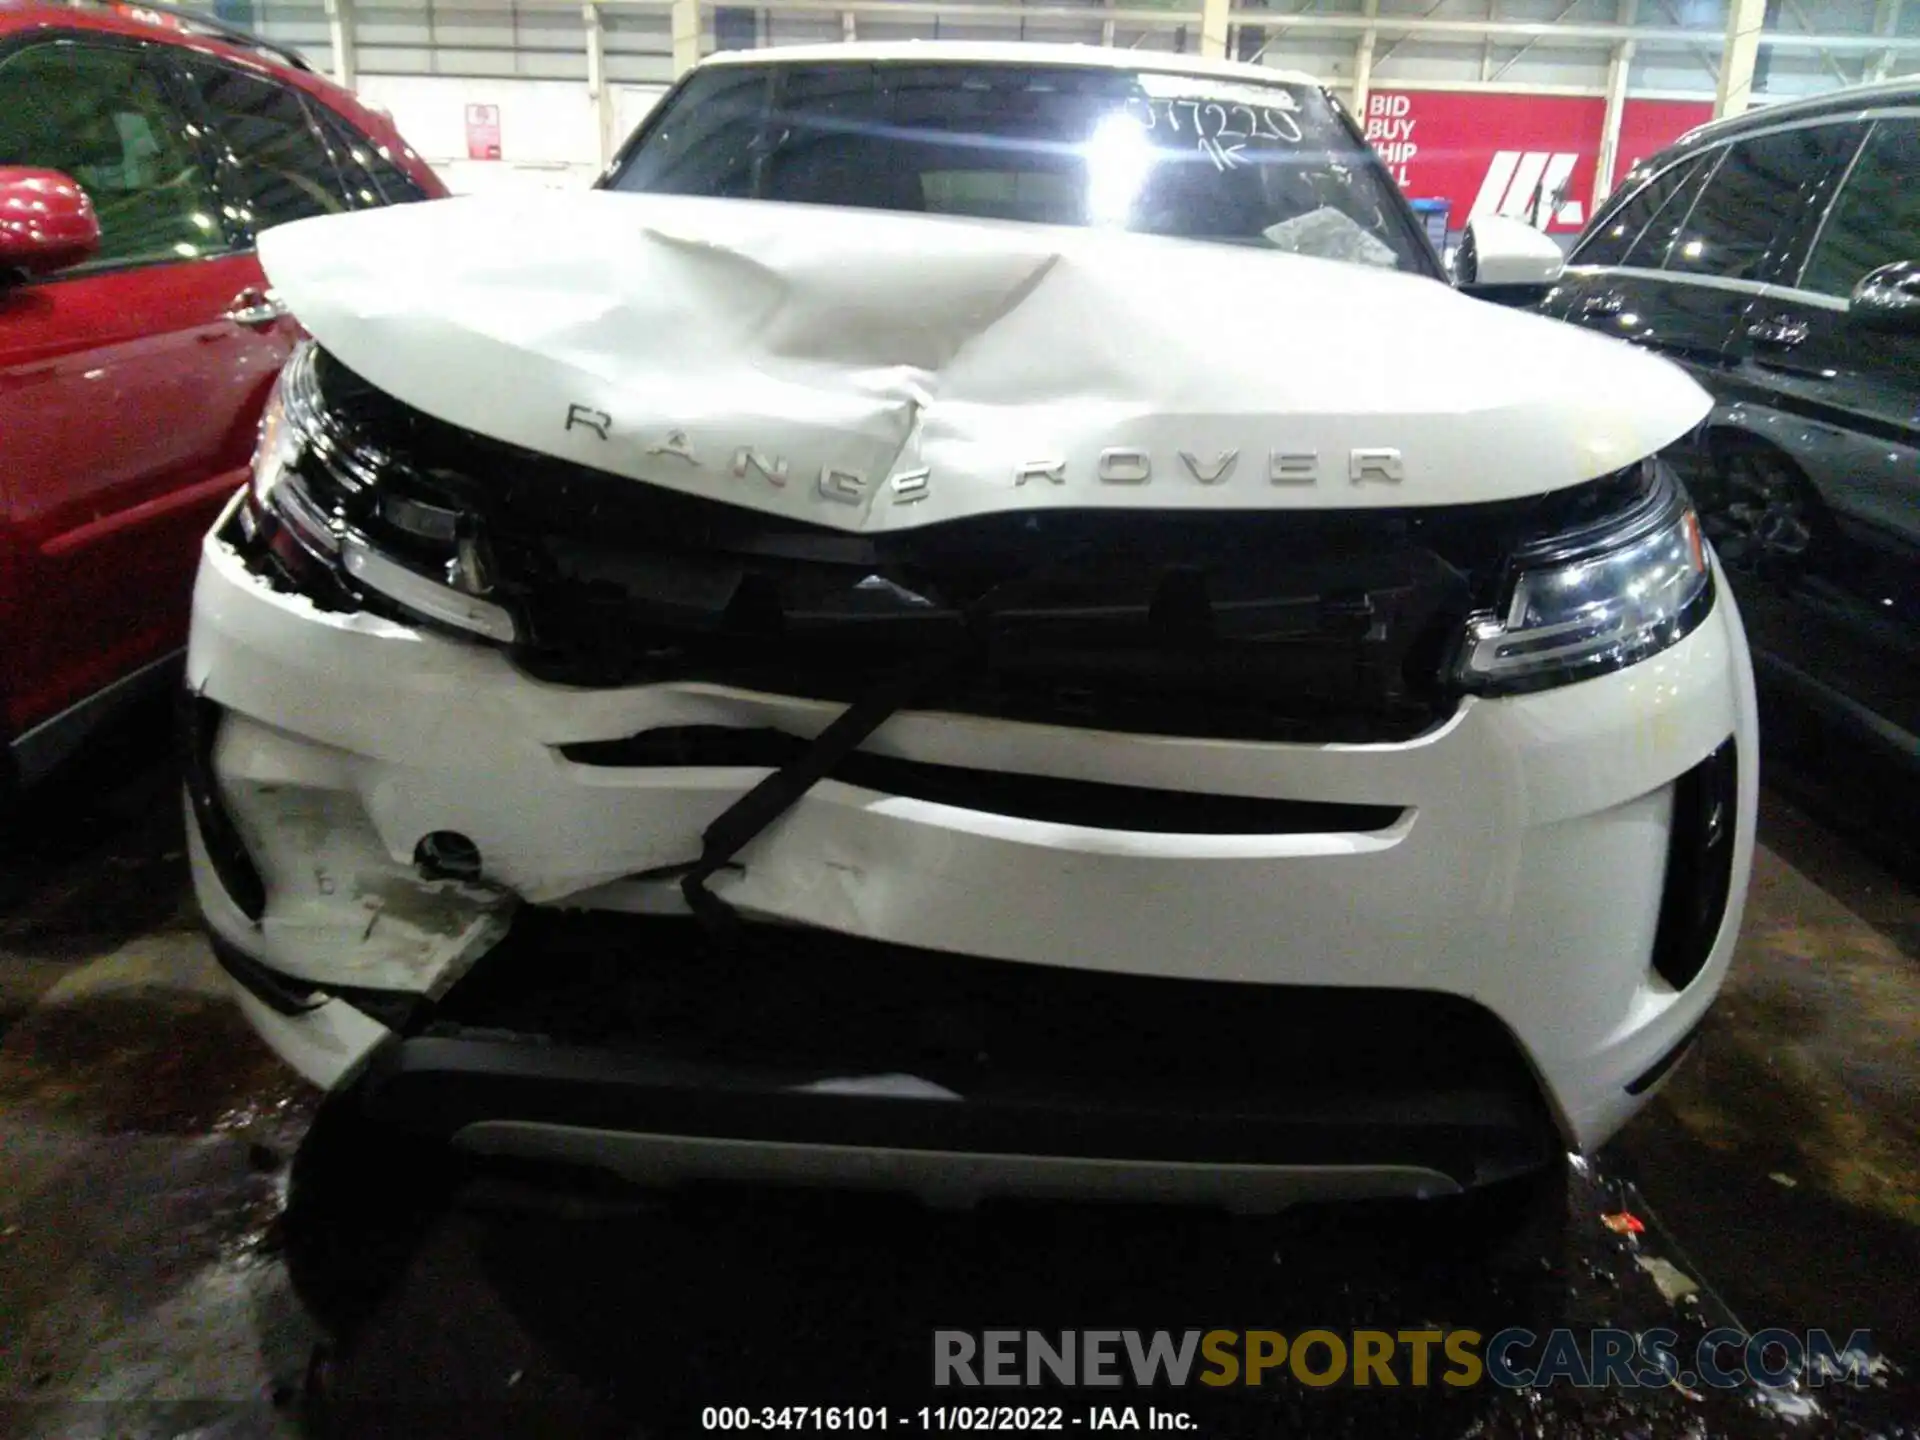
[309,350,1656,745]
[432,912,1535,1094]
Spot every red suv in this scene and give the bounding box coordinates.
[0,0,443,788]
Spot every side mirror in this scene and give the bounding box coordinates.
[1849,261,1920,333]
[1455,214,1565,302]
[0,168,100,280]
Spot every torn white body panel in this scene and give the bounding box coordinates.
[210,710,512,996]
[256,191,1712,534]
[186,498,516,1004]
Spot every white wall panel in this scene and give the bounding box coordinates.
[1109,26,1192,50]
[1252,37,1362,78]
[758,15,851,44]
[1476,44,1616,85]
[355,72,606,186]
[1628,50,1724,90]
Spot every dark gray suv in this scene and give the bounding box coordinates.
[1539,80,1918,777]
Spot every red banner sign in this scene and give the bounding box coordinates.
[1363,91,1714,234]
[1617,99,1717,175]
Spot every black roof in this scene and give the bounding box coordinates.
[1665,76,1920,154]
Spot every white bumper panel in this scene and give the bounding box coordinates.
[189,531,1759,1150]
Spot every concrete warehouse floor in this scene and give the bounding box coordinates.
[0,691,1915,1439]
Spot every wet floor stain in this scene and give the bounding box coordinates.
[0,992,296,1136]
[0,717,196,960]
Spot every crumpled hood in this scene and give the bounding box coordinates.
[259,191,1711,534]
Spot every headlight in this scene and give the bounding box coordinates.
[240,342,517,644]
[243,347,338,563]
[1457,466,1713,694]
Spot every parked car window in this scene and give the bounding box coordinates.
[310,104,430,206]
[179,58,354,231]
[360,144,431,204]
[0,40,226,270]
[1664,122,1862,282]
[1619,151,1718,269]
[1799,118,1920,299]
[1571,153,1709,268]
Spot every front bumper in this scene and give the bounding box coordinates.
[187,505,1759,1192]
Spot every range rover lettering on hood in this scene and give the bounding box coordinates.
[257,190,1712,534]
[560,416,1401,506]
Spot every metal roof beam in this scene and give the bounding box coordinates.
[1488,0,1592,81]
[325,0,355,87]
[1780,0,1857,88]
[1716,0,1765,114]
[1872,0,1905,81]
[1370,0,1455,68]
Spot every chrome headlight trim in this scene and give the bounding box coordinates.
[339,532,519,643]
[245,341,519,645]
[246,346,339,562]
[1457,464,1714,696]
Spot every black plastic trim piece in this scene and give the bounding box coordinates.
[207,934,429,1030]
[1625,1012,1711,1096]
[209,934,322,1017]
[179,691,266,923]
[672,648,972,939]
[1650,737,1740,991]
[564,726,1406,836]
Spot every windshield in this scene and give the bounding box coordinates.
[605,61,1437,276]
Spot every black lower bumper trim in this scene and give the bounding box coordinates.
[180,691,267,923]
[1649,737,1738,991]
[209,934,322,1016]
[1625,1012,1710,1096]
[355,1032,1555,1188]
[209,934,428,1030]
[347,912,1562,1189]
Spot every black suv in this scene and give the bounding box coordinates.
[1539,81,1918,775]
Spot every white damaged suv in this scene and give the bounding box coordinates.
[186,43,1756,1209]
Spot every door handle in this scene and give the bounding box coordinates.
[1743,313,1834,378]
[1639,335,1728,367]
[223,287,288,329]
[1745,315,1809,349]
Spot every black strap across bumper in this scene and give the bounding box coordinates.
[673,643,974,939]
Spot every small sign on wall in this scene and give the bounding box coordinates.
[465,103,502,161]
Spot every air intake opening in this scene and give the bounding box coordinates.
[1650,739,1738,991]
